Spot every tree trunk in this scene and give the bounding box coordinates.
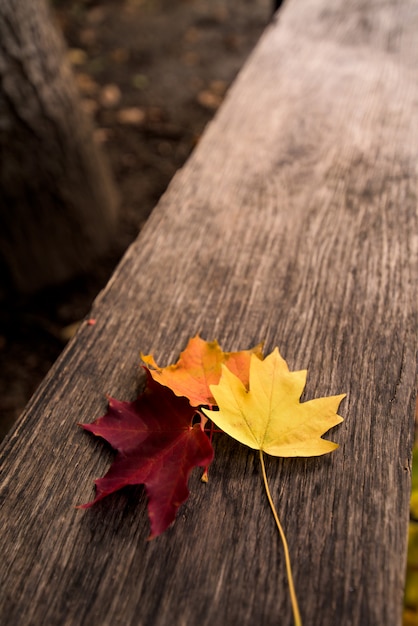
[0,0,118,293]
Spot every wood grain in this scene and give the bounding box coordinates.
[1,0,417,624]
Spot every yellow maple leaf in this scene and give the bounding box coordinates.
[203,348,345,457]
[203,347,345,626]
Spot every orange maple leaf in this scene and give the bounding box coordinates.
[142,335,263,407]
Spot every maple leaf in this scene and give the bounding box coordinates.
[79,372,214,538]
[202,347,345,626]
[202,348,345,457]
[142,335,263,407]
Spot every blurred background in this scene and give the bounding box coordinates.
[0,0,271,439]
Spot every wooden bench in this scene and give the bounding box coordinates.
[1,1,416,624]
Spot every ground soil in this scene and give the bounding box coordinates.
[0,0,272,439]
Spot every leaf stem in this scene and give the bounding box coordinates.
[200,408,217,482]
[259,449,302,626]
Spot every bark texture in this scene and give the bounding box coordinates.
[0,0,118,293]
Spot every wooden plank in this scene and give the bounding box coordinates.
[1,0,417,624]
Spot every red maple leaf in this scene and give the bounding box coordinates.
[79,371,214,538]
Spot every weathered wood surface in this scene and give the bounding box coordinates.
[1,0,417,624]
